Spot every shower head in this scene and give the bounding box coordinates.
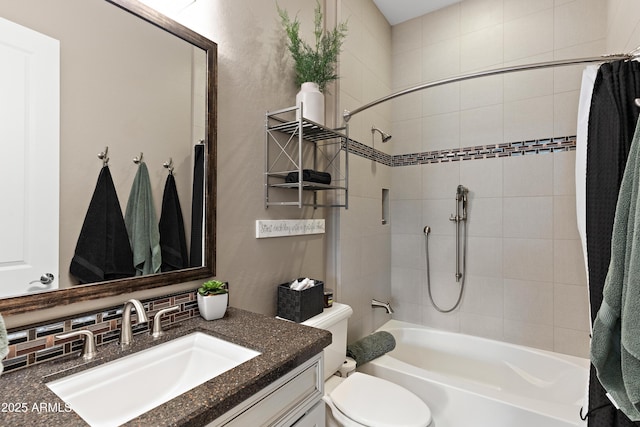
[371,126,392,143]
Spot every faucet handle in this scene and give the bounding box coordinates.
[56,330,97,361]
[151,306,180,339]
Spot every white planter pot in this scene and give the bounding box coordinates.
[296,82,325,125]
[197,292,228,320]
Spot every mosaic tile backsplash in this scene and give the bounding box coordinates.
[346,135,577,166]
[3,290,199,374]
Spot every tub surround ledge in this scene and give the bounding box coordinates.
[1,307,331,426]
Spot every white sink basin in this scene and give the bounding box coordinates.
[47,332,260,427]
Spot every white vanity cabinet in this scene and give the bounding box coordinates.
[209,353,325,427]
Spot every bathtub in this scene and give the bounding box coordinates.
[358,320,589,427]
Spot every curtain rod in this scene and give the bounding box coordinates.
[343,49,640,122]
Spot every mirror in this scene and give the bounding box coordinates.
[0,0,216,315]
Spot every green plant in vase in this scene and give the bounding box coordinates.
[198,280,228,296]
[197,280,228,320]
[277,1,348,123]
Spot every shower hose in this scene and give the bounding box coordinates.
[424,215,468,313]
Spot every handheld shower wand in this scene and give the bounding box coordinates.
[456,185,468,220]
[425,184,470,313]
[449,185,469,281]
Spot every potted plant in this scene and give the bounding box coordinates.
[197,280,228,320]
[277,1,348,124]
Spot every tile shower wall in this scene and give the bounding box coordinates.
[331,0,393,343]
[606,0,640,54]
[389,0,607,358]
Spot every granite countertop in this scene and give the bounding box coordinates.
[1,307,331,426]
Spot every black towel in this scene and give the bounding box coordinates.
[190,143,205,267]
[586,61,640,324]
[159,174,188,272]
[585,60,640,427]
[70,166,135,283]
[285,169,331,185]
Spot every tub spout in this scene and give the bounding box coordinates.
[372,299,394,314]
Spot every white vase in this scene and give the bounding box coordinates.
[197,292,228,320]
[296,82,325,125]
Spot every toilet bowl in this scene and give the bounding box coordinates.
[301,303,432,427]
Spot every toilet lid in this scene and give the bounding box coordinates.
[329,373,432,427]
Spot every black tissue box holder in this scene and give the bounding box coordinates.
[277,280,324,323]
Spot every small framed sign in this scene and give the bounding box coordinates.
[255,219,325,238]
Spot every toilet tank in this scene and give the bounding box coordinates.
[302,303,353,380]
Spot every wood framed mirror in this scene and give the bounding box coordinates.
[0,0,216,316]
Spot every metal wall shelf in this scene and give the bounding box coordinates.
[265,106,349,209]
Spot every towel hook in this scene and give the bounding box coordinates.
[133,152,144,164]
[98,146,109,166]
[163,158,174,175]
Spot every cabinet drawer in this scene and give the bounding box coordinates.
[212,354,323,427]
[291,401,325,427]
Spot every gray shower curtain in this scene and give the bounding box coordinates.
[586,59,640,427]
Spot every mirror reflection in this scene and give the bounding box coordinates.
[0,0,216,309]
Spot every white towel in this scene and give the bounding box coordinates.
[0,313,8,376]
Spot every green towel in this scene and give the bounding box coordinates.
[347,331,396,366]
[591,118,640,420]
[125,162,162,276]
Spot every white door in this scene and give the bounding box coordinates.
[0,17,59,298]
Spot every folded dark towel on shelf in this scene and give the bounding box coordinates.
[347,331,396,366]
[285,169,331,185]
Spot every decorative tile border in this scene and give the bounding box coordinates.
[345,135,576,166]
[3,290,199,374]
[346,139,393,166]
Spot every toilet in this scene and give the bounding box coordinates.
[302,303,432,427]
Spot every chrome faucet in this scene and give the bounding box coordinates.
[151,306,180,339]
[372,299,394,314]
[120,299,149,347]
[56,330,97,361]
